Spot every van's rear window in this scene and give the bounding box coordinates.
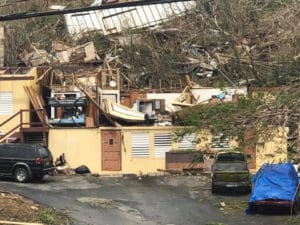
[217,153,245,162]
[215,162,248,171]
[38,147,49,158]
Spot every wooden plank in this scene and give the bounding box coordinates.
[75,81,120,127]
[85,116,94,127]
[35,67,52,84]
[23,86,49,124]
[37,94,46,108]
[0,221,44,225]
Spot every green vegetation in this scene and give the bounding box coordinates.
[173,96,264,145]
[37,208,72,225]
[288,215,300,225]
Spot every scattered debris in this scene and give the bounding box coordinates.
[19,41,101,66]
[56,165,72,174]
[30,206,39,211]
[75,165,91,174]
[103,98,146,124]
[52,41,100,63]
[19,46,52,66]
[48,5,66,10]
[215,200,248,214]
[55,153,72,174]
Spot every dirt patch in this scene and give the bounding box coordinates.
[77,197,143,217]
[77,197,116,208]
[0,191,72,225]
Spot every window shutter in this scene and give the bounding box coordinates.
[0,92,13,115]
[154,133,172,158]
[131,133,150,158]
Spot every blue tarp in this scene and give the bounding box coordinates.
[49,114,85,125]
[249,162,299,203]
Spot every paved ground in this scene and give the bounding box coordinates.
[0,174,293,225]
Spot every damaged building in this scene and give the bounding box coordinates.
[0,62,289,175]
[0,0,293,176]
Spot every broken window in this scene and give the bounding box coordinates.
[178,133,196,150]
[211,133,230,149]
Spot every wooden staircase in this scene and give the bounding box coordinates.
[0,109,49,145]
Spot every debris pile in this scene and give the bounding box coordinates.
[1,0,299,90]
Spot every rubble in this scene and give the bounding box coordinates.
[52,41,100,63]
[19,47,52,66]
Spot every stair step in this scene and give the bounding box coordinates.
[1,132,21,143]
[22,127,48,133]
[24,132,45,144]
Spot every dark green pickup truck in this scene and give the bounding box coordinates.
[211,151,252,194]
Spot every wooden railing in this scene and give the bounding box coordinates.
[0,109,48,145]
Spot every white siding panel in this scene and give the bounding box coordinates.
[131,133,150,158]
[0,92,13,115]
[154,133,172,158]
[65,0,196,36]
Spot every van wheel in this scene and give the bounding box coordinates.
[14,167,29,183]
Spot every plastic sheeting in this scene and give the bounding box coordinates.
[249,162,299,203]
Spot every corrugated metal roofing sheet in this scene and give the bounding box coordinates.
[65,0,196,36]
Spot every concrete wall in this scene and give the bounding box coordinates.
[48,126,288,175]
[48,126,241,175]
[48,128,101,173]
[49,126,176,175]
[255,127,288,170]
[120,126,176,175]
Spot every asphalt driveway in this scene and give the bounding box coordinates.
[0,174,292,225]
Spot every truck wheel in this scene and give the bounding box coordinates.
[14,167,29,183]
